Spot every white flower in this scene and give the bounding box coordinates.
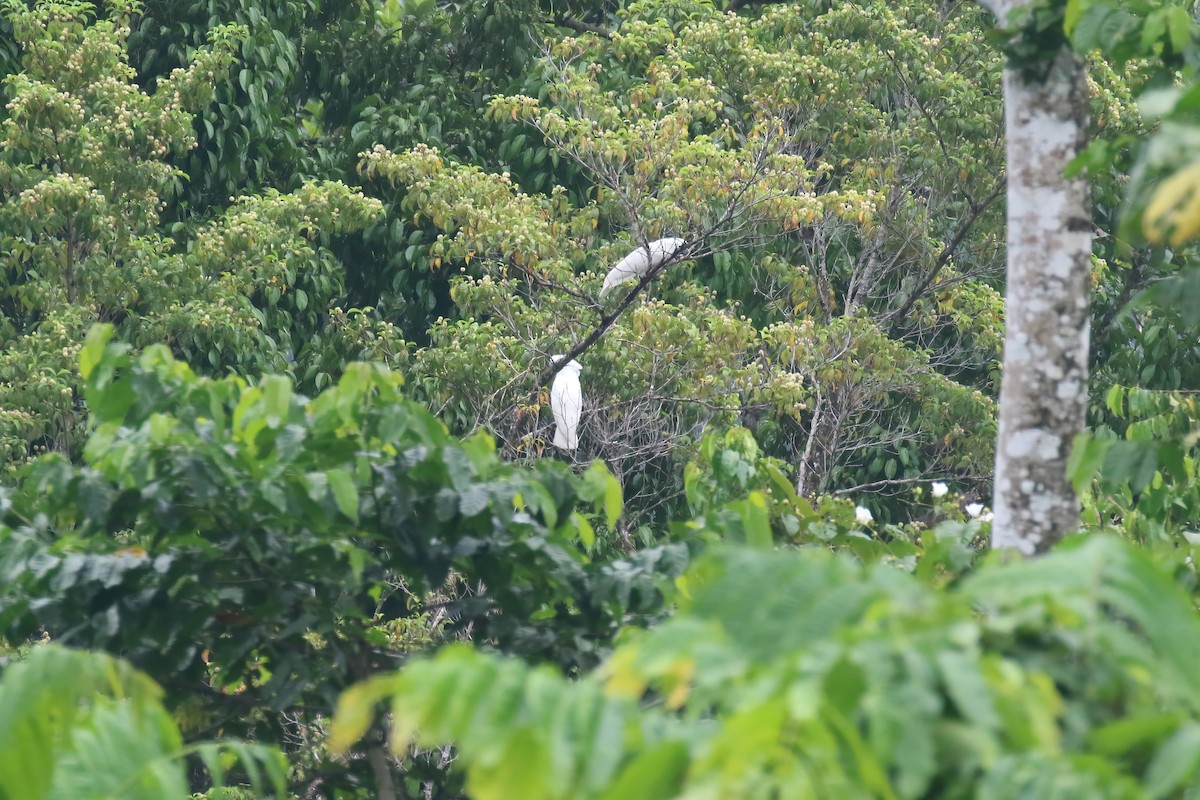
[980,512,994,522]
[855,506,873,524]
[931,481,948,498]
[965,502,984,518]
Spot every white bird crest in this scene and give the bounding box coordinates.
[599,237,687,299]
[549,354,583,451]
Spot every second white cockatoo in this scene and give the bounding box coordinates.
[550,355,583,450]
[599,237,687,299]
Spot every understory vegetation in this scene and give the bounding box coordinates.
[4,0,1200,798]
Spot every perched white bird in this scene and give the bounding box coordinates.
[549,355,583,451]
[599,237,687,298]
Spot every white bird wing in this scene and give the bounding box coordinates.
[599,237,686,298]
[600,249,651,298]
[550,369,582,450]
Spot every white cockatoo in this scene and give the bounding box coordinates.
[599,237,687,298]
[549,355,583,450]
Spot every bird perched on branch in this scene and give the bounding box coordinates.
[599,237,687,298]
[550,355,583,450]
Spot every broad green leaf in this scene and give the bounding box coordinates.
[582,461,623,527]
[604,472,623,528]
[1089,714,1183,756]
[1067,431,1108,494]
[938,650,1000,731]
[79,324,115,381]
[735,492,772,549]
[572,511,596,550]
[1064,0,1087,35]
[1145,723,1200,800]
[329,675,399,754]
[598,741,689,800]
[1167,6,1194,54]
[465,727,554,800]
[326,468,359,523]
[261,375,292,428]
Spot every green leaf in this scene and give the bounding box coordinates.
[603,473,623,528]
[326,468,359,524]
[1066,431,1108,494]
[261,375,292,428]
[1101,440,1159,493]
[735,492,772,549]
[1063,0,1086,35]
[304,471,329,504]
[825,704,898,800]
[329,674,399,754]
[1139,270,1200,327]
[1105,385,1126,417]
[459,485,490,517]
[52,702,190,800]
[572,512,596,550]
[598,741,689,800]
[1088,714,1183,756]
[1145,722,1200,800]
[79,324,115,381]
[0,646,284,800]
[938,651,1000,731]
[1141,9,1169,53]
[683,462,701,510]
[581,461,622,527]
[1158,440,1188,483]
[1167,6,1193,54]
[465,727,554,800]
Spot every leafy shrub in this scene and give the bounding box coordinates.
[332,535,1200,800]
[0,644,284,800]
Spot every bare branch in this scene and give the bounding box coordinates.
[551,15,614,40]
[883,175,1006,328]
[833,475,986,495]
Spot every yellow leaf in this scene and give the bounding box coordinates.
[328,683,377,753]
[1144,161,1200,246]
[603,647,647,699]
[664,659,694,710]
[329,674,401,754]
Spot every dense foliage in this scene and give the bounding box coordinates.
[0,0,383,466]
[332,536,1200,800]
[2,0,1200,798]
[0,644,284,799]
[0,325,684,795]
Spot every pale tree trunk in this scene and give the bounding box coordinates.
[984,0,1092,554]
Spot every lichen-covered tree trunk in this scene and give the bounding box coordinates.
[987,3,1092,554]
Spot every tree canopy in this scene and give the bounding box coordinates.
[4,0,1200,798]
